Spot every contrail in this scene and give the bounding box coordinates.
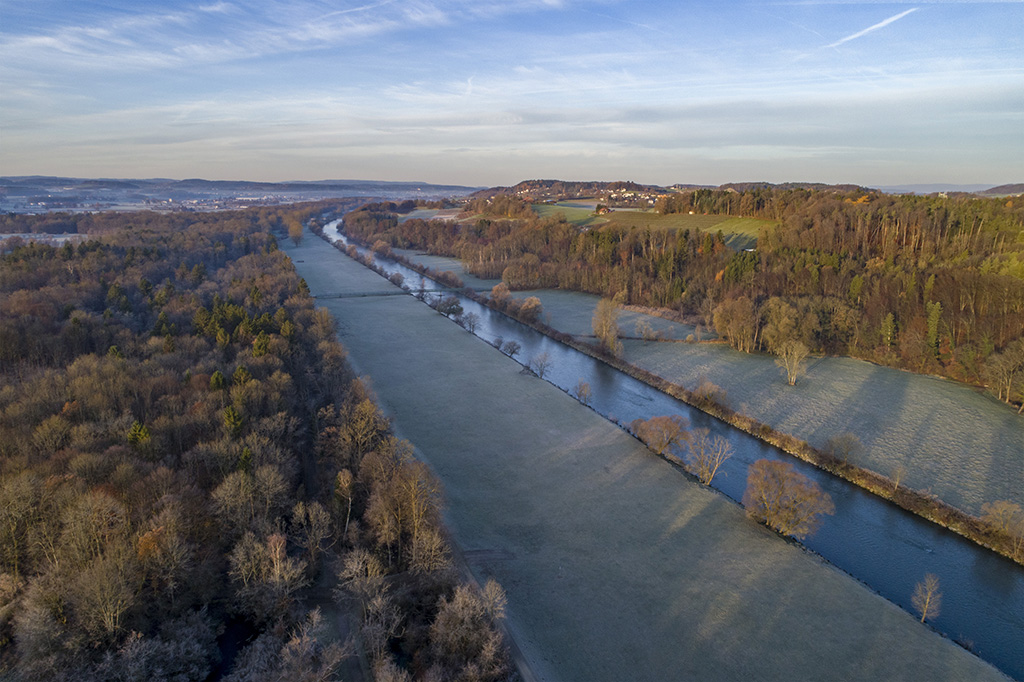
[827,7,918,48]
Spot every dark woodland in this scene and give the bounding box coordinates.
[0,204,512,681]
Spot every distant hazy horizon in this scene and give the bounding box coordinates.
[1,175,1018,196]
[2,1,1021,186]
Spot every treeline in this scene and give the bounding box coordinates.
[0,202,342,238]
[0,206,513,681]
[343,189,1024,406]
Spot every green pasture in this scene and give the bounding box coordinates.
[531,202,772,250]
[532,202,606,228]
[602,211,771,250]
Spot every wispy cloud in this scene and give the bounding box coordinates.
[827,8,919,48]
[2,0,1021,184]
[0,0,564,74]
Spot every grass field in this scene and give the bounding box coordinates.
[531,202,771,249]
[531,202,606,228]
[397,207,463,223]
[283,230,1004,682]
[389,247,499,291]
[622,339,1024,515]
[602,211,771,250]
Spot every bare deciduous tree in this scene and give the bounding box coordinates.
[686,428,733,485]
[275,608,351,682]
[635,318,661,342]
[519,296,543,323]
[374,658,413,682]
[73,547,141,642]
[228,532,308,622]
[743,459,835,539]
[362,591,403,662]
[429,582,509,679]
[824,432,862,464]
[713,296,758,353]
[287,219,304,246]
[891,464,907,493]
[630,415,689,457]
[693,376,728,408]
[530,352,551,379]
[572,380,592,406]
[592,298,622,356]
[982,338,1024,407]
[410,526,450,574]
[460,312,479,334]
[292,500,334,569]
[335,548,386,607]
[761,297,798,354]
[981,500,1023,535]
[912,573,942,623]
[334,469,355,538]
[344,398,386,459]
[774,339,810,386]
[480,579,507,621]
[500,340,521,359]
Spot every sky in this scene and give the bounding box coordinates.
[1,0,1022,187]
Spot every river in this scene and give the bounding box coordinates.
[321,220,1024,680]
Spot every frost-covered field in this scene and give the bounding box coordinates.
[372,249,1024,515]
[512,288,701,341]
[284,232,1004,682]
[390,247,498,291]
[623,339,1024,514]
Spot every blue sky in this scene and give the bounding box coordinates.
[1,0,1021,186]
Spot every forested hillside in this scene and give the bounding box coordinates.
[344,188,1024,407]
[0,206,513,681]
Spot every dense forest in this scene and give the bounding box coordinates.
[0,205,513,681]
[343,188,1024,408]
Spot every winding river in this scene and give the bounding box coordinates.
[321,220,1024,680]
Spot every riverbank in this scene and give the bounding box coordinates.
[288,226,1007,681]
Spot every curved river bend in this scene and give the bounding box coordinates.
[322,221,1024,679]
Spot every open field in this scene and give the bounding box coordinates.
[512,288,698,340]
[284,230,1004,682]
[532,202,606,227]
[621,338,1024,515]
[390,247,499,291]
[398,207,463,223]
[398,207,441,222]
[601,211,771,250]
[530,202,771,249]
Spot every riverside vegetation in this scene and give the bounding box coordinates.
[340,191,1024,563]
[0,205,515,681]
